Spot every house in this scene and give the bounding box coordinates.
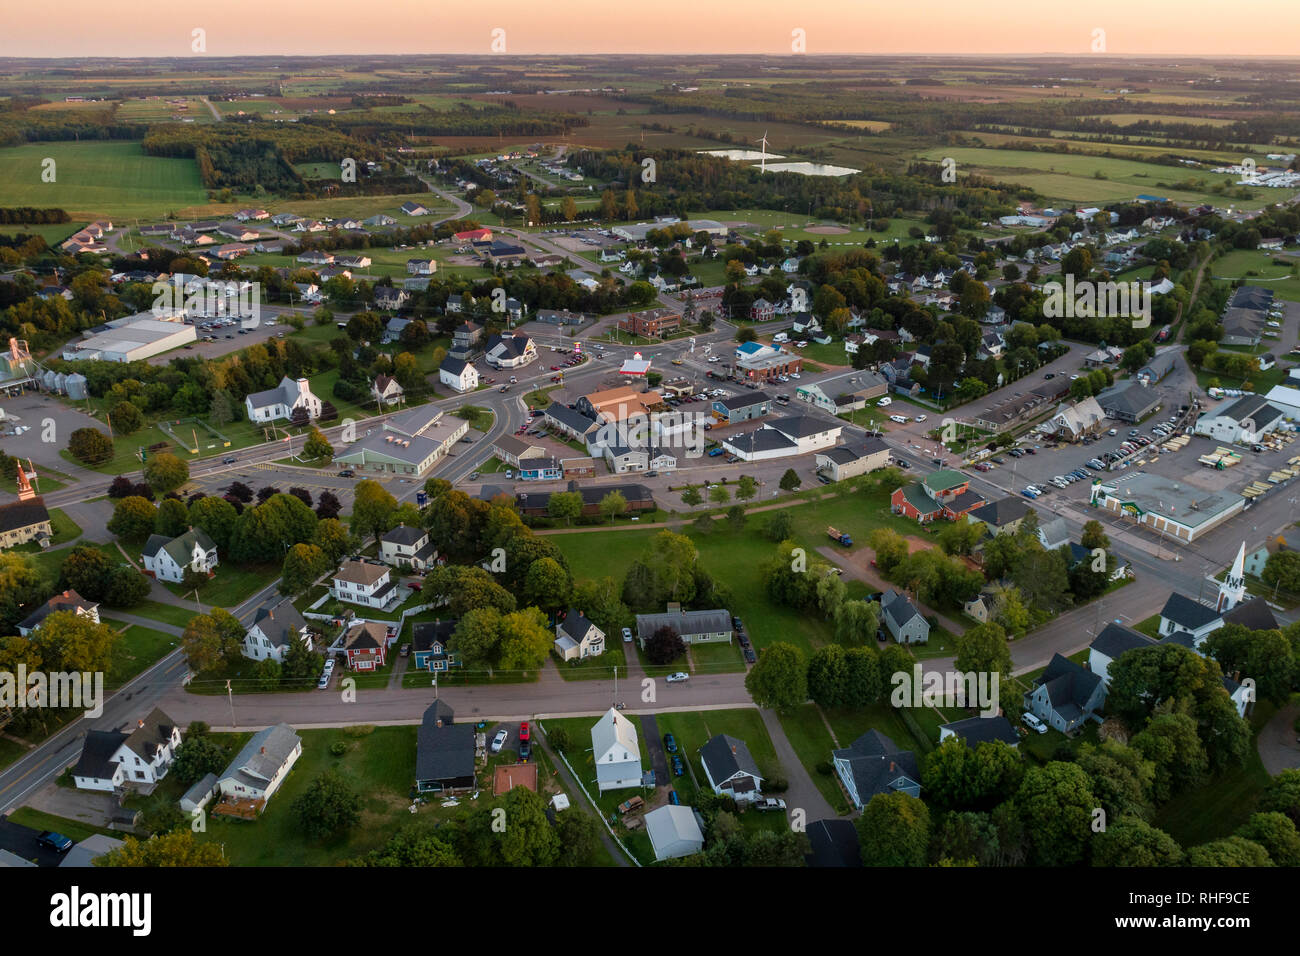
[400,201,430,216]
[535,308,586,327]
[336,620,391,671]
[58,834,125,869]
[484,332,537,369]
[0,494,51,550]
[518,457,563,481]
[553,609,605,661]
[372,374,405,409]
[374,287,409,311]
[832,730,921,810]
[335,255,371,270]
[1137,351,1178,385]
[411,620,459,673]
[543,402,598,442]
[450,319,482,357]
[142,528,218,584]
[749,298,776,321]
[244,376,321,424]
[415,701,476,794]
[805,819,862,868]
[880,590,930,645]
[1050,396,1106,442]
[967,496,1035,536]
[938,716,1020,750]
[406,257,437,275]
[243,597,313,663]
[963,591,995,623]
[380,523,438,571]
[1037,517,1071,551]
[493,434,547,468]
[635,605,733,649]
[72,708,183,792]
[331,558,397,610]
[514,481,656,519]
[712,391,771,424]
[721,415,843,463]
[620,308,681,337]
[217,723,302,808]
[1095,382,1160,424]
[296,249,334,266]
[699,734,763,802]
[1024,653,1106,734]
[439,356,479,393]
[815,438,891,482]
[332,405,469,478]
[644,804,705,861]
[891,470,984,523]
[1157,592,1225,647]
[1244,536,1291,578]
[364,214,397,228]
[17,589,99,637]
[591,708,642,791]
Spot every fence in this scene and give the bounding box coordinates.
[540,722,641,867]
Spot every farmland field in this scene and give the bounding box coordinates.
[0,141,207,220]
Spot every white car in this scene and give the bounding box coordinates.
[622,627,633,643]
[490,729,508,753]
[915,415,927,423]
[665,672,690,683]
[877,397,893,407]
[1022,712,1048,734]
[889,414,908,424]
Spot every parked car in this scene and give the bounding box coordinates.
[672,755,685,776]
[622,627,633,643]
[519,737,531,760]
[665,672,689,683]
[1022,712,1048,734]
[743,647,756,663]
[664,733,678,754]
[519,721,530,742]
[755,797,787,812]
[36,831,73,853]
[668,790,681,805]
[491,729,508,753]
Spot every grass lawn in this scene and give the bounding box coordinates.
[653,708,785,810]
[905,625,959,661]
[777,704,853,814]
[193,725,434,866]
[163,562,280,607]
[1211,249,1300,302]
[0,737,28,773]
[105,618,180,687]
[553,641,628,681]
[6,807,119,845]
[130,599,199,630]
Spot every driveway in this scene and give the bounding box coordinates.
[1258,703,1300,776]
[24,782,118,829]
[639,713,670,786]
[0,817,70,867]
[759,709,837,822]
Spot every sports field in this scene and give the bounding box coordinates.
[0,140,207,220]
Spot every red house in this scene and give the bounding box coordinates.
[338,620,392,671]
[453,228,493,243]
[891,469,985,524]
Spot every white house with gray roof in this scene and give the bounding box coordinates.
[217,723,302,806]
[244,376,322,424]
[72,707,183,792]
[635,604,732,649]
[243,597,313,663]
[380,523,438,571]
[439,355,479,393]
[699,734,763,802]
[142,528,218,584]
[591,708,642,792]
[880,590,929,644]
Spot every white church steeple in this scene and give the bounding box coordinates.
[1217,542,1247,612]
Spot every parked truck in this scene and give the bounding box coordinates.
[617,796,645,815]
[827,525,853,546]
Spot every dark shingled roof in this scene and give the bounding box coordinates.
[251,598,309,649]
[0,497,49,535]
[969,495,1033,527]
[805,819,862,868]
[1090,622,1154,659]
[1223,597,1279,632]
[1160,592,1221,631]
[415,701,475,787]
[715,391,771,411]
[699,734,763,786]
[1034,653,1102,715]
[73,730,128,780]
[940,716,1021,749]
[832,730,920,803]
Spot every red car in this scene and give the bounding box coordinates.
[551,365,561,370]
[519,721,530,741]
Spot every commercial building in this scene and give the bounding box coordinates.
[1194,394,1286,444]
[619,307,681,337]
[61,312,195,363]
[721,415,843,463]
[814,437,891,481]
[332,405,469,478]
[1089,472,1245,544]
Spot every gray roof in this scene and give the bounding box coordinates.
[1222,597,1278,631]
[221,723,301,791]
[57,834,124,869]
[715,391,771,411]
[1090,621,1155,659]
[544,402,598,435]
[1038,517,1070,549]
[415,702,475,785]
[17,589,97,632]
[252,597,309,649]
[1096,382,1158,417]
[246,375,304,411]
[819,436,889,465]
[440,355,470,376]
[725,428,797,455]
[0,497,50,535]
[881,589,921,630]
[1212,394,1285,430]
[970,496,1033,527]
[381,523,427,547]
[1159,592,1221,631]
[74,729,128,780]
[1035,654,1102,713]
[699,734,762,785]
[940,716,1020,749]
[769,415,834,440]
[832,730,920,802]
[635,607,732,638]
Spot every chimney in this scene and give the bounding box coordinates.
[138,720,145,729]
[436,719,443,729]
[890,761,897,772]
[730,744,737,755]
[260,747,266,755]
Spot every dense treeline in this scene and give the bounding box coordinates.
[0,207,71,225]
[299,103,587,142]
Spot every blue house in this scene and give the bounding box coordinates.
[518,457,563,481]
[412,620,460,673]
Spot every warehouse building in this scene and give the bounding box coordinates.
[61,312,195,363]
[1089,472,1244,544]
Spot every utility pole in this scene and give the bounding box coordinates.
[225,679,236,728]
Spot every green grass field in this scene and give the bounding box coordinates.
[0,141,207,220]
[104,618,180,687]
[1210,249,1300,303]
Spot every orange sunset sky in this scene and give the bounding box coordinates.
[2,0,1298,58]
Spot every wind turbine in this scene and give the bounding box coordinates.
[757,131,770,173]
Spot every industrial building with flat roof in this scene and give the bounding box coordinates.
[61,312,196,363]
[1089,472,1245,544]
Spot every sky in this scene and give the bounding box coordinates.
[4,0,1298,58]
